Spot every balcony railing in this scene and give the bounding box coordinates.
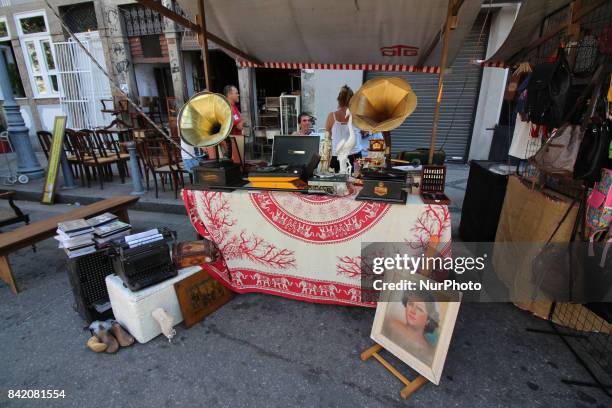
[121,5,164,37]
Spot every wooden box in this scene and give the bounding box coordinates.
[420,165,450,205]
[173,240,218,269]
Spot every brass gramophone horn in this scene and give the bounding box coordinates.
[177,91,233,147]
[348,77,417,132]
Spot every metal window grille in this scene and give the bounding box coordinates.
[54,35,112,129]
[59,2,98,34]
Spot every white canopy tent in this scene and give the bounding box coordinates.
[171,0,482,70]
[137,0,484,162]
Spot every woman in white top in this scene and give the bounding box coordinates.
[325,85,363,173]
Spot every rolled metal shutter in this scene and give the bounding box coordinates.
[366,12,489,162]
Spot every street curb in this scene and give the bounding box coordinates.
[10,189,188,215]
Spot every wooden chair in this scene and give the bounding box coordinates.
[101,97,129,116]
[167,97,179,143]
[94,128,130,181]
[135,130,162,190]
[166,97,178,118]
[66,130,121,189]
[104,118,132,130]
[64,129,86,181]
[100,98,117,116]
[139,96,163,124]
[139,137,189,199]
[36,130,52,160]
[37,130,81,180]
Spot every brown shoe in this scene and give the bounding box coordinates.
[86,335,107,353]
[110,322,134,347]
[98,328,119,353]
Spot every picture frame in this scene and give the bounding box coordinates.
[370,272,461,385]
[174,268,232,329]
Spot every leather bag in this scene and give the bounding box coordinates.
[574,122,611,183]
[531,125,584,177]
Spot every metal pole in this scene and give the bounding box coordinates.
[0,47,44,179]
[126,141,145,195]
[59,150,76,189]
[198,0,213,90]
[428,0,456,165]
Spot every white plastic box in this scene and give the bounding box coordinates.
[105,266,201,343]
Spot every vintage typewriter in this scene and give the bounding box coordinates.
[110,228,177,291]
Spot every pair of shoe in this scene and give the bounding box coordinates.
[87,320,134,354]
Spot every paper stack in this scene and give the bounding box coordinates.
[124,229,164,248]
[56,219,95,258]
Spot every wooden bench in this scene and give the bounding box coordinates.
[0,195,139,294]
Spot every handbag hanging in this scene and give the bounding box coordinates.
[586,167,612,236]
[573,121,611,183]
[530,125,584,177]
[527,53,571,128]
[530,64,608,178]
[531,197,585,302]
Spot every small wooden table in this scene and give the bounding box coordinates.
[0,195,139,294]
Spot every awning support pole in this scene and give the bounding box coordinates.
[197,0,212,91]
[428,0,456,165]
[567,1,583,70]
[417,0,464,67]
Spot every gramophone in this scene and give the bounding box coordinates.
[178,92,244,188]
[351,77,417,203]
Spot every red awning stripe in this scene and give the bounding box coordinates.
[238,60,440,73]
[479,61,508,68]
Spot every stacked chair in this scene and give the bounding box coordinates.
[35,97,192,196]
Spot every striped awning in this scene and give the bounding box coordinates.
[238,61,441,73]
[176,0,482,72]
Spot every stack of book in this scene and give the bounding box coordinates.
[89,213,132,246]
[56,219,95,258]
[56,213,134,258]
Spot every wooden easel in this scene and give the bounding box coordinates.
[360,343,429,399]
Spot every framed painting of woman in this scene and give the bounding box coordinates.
[370,272,461,385]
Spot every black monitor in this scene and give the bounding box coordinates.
[271,135,320,167]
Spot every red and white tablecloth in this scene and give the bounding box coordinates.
[183,189,451,307]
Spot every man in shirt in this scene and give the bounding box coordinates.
[292,112,314,136]
[208,85,243,163]
[225,85,244,135]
